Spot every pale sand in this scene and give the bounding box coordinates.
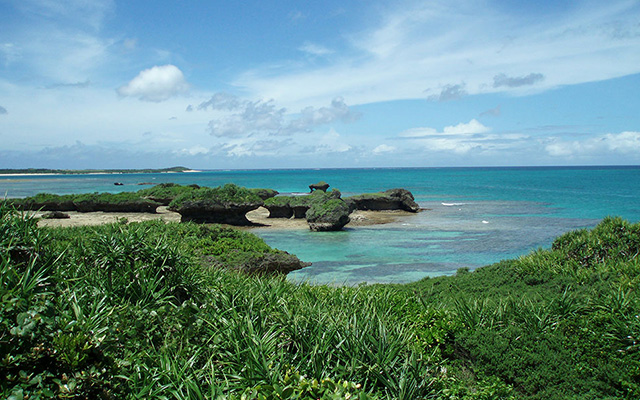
[35,206,415,230]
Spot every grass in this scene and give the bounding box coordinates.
[1,201,638,399]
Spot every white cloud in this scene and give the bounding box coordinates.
[117,65,190,102]
[198,94,360,137]
[602,131,640,153]
[399,119,490,138]
[546,131,640,157]
[372,144,396,154]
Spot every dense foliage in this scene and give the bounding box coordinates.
[305,198,350,222]
[137,183,199,205]
[402,216,640,399]
[1,201,638,399]
[168,184,264,210]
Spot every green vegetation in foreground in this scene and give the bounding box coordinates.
[1,200,639,399]
[0,166,191,175]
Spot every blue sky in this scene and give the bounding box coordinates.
[1,0,639,169]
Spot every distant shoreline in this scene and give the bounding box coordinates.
[0,167,200,177]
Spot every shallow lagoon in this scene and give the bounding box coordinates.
[2,166,639,284]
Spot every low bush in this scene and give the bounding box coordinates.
[169,183,263,209]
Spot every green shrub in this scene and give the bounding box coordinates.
[169,183,263,209]
[137,183,198,204]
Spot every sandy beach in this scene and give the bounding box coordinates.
[34,206,415,229]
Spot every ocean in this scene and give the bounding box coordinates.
[2,166,639,285]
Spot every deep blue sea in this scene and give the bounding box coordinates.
[2,167,639,285]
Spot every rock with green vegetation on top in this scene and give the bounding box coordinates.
[73,192,161,213]
[250,188,279,200]
[168,183,264,225]
[309,181,330,192]
[344,188,420,213]
[306,198,351,231]
[137,182,199,205]
[10,193,78,211]
[263,195,294,218]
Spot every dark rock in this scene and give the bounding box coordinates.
[74,199,160,213]
[168,184,264,225]
[137,182,155,185]
[306,198,351,231]
[265,204,294,218]
[291,205,310,219]
[173,201,262,225]
[21,200,76,212]
[114,182,124,186]
[41,211,70,219]
[345,188,420,213]
[309,181,330,193]
[202,252,310,276]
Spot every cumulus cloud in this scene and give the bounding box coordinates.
[493,73,544,88]
[197,93,360,137]
[284,97,361,134]
[117,65,189,102]
[428,83,467,102]
[207,100,285,138]
[0,106,7,115]
[197,92,244,111]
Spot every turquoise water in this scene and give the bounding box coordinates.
[2,167,639,284]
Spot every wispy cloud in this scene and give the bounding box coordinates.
[299,42,334,56]
[427,83,467,102]
[493,73,544,88]
[235,1,640,108]
[46,80,91,89]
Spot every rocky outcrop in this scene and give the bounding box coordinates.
[201,252,310,276]
[309,181,330,192]
[13,197,77,212]
[73,199,160,213]
[345,188,420,213]
[174,202,262,225]
[306,198,351,231]
[168,184,264,225]
[41,211,70,219]
[251,188,279,200]
[263,196,294,218]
